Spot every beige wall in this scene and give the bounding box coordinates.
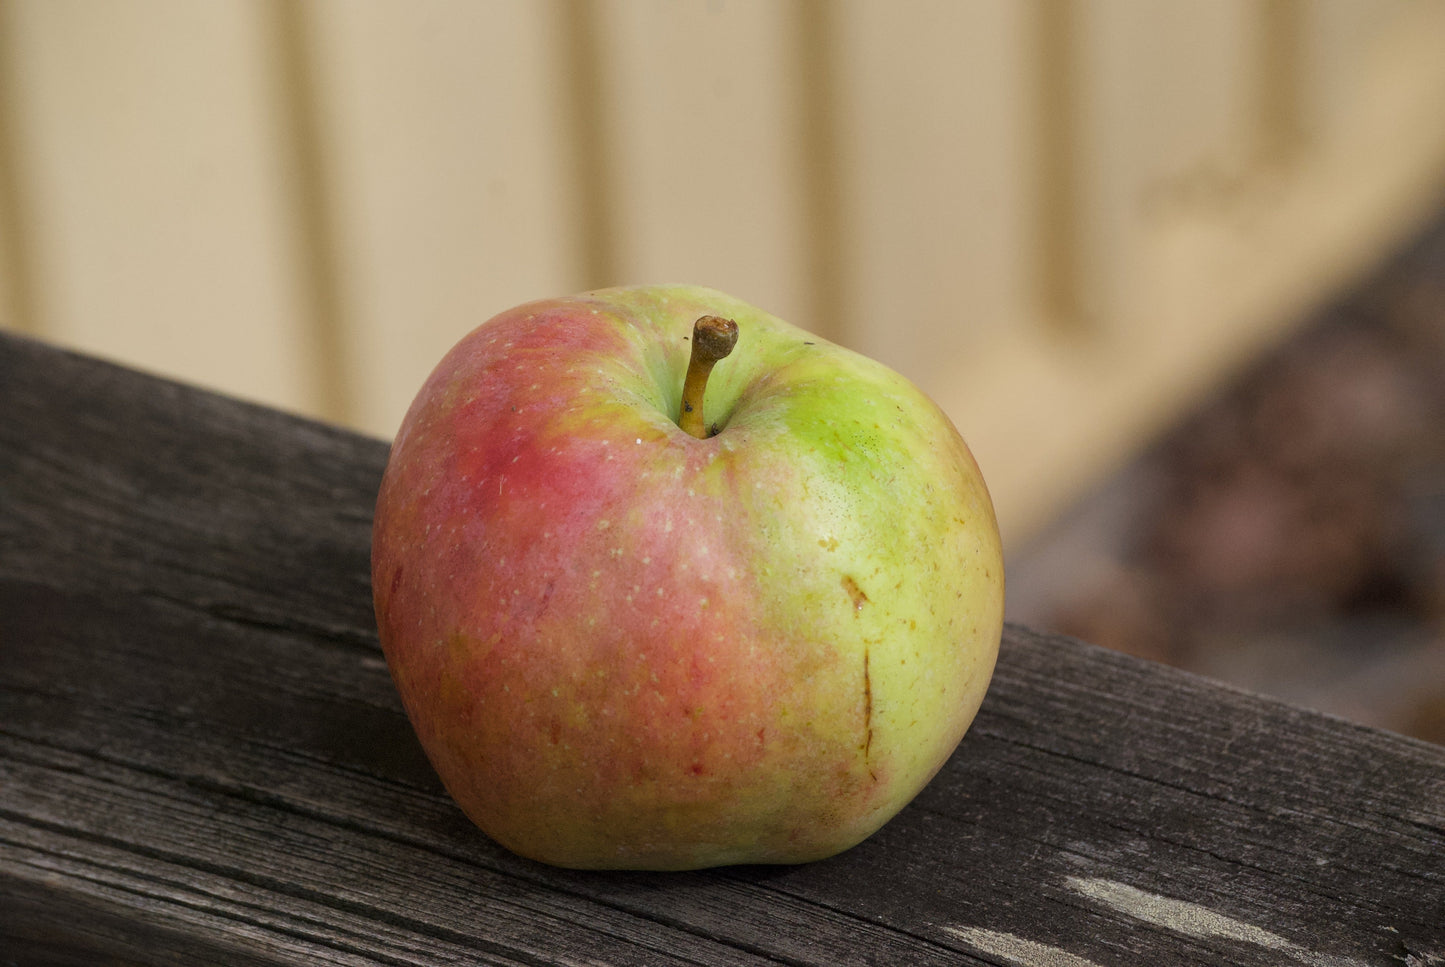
[3,0,1445,547]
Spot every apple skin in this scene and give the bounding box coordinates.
[371,284,1003,870]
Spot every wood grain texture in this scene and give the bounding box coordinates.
[299,0,584,440]
[1,330,1442,965]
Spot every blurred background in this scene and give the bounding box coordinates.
[1,1,1443,740]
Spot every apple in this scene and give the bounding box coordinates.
[371,284,1004,870]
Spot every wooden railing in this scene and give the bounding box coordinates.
[2,0,1445,543]
[4,331,1443,965]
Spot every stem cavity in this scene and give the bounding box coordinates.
[679,315,738,439]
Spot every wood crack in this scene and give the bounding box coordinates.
[138,586,379,652]
[978,726,1445,851]
[1,732,795,965]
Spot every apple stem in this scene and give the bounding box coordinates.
[679,316,739,439]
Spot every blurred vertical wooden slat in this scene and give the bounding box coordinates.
[794,0,847,345]
[1033,0,1085,333]
[586,0,814,334]
[1255,0,1305,165]
[945,0,1445,546]
[0,1,38,336]
[949,0,1278,544]
[1069,0,1256,336]
[1298,0,1408,140]
[0,0,315,415]
[302,0,583,440]
[827,0,1035,390]
[265,0,352,426]
[557,0,620,293]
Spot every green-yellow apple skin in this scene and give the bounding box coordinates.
[371,284,1004,870]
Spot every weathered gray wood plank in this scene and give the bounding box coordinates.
[1,331,1442,965]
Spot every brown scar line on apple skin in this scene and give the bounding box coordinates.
[842,574,869,611]
[862,647,875,774]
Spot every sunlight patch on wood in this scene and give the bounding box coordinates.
[942,926,1104,967]
[1066,876,1368,967]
